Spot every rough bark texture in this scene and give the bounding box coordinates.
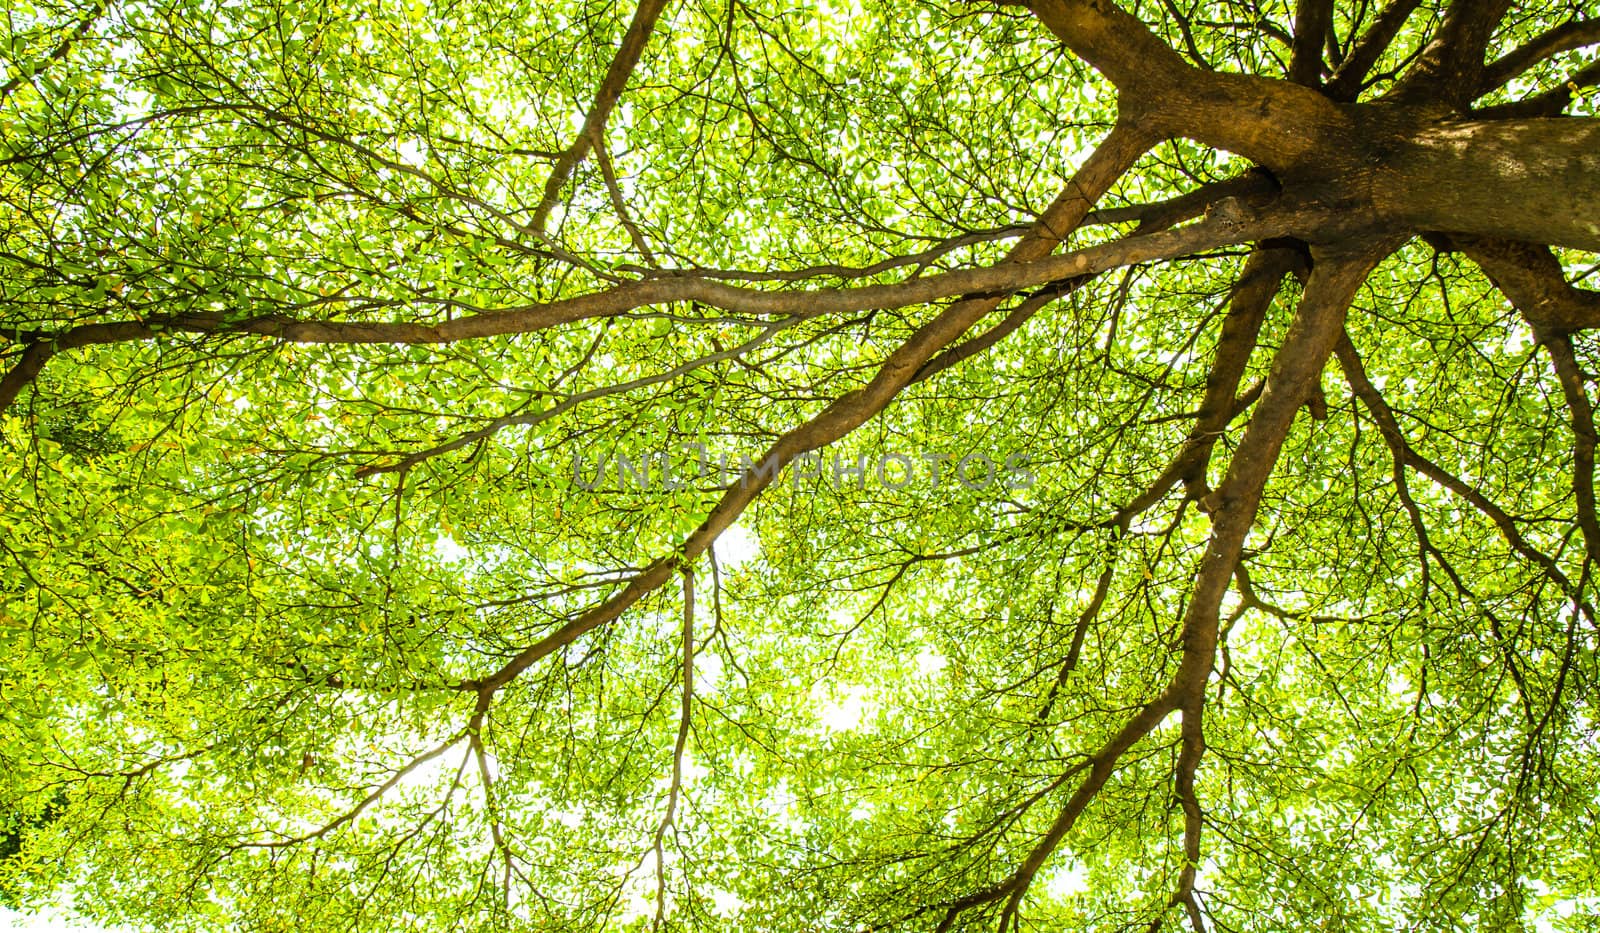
[4,0,1598,927]
[1030,0,1600,251]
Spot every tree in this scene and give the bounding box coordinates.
[1,0,1597,927]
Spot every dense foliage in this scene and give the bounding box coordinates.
[2,0,1598,929]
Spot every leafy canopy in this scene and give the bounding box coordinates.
[1,0,1598,929]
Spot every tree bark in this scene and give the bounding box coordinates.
[1029,0,1600,251]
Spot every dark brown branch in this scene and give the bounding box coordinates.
[1324,0,1424,100]
[459,122,1160,702]
[529,0,671,233]
[1035,556,1117,724]
[0,340,59,419]
[1155,0,1212,69]
[1026,0,1193,95]
[936,243,1390,932]
[2,194,1331,419]
[1540,334,1600,582]
[1390,0,1513,106]
[1117,246,1308,520]
[1447,235,1600,335]
[935,692,1182,932]
[651,568,695,932]
[593,129,659,266]
[1340,335,1443,606]
[1336,331,1592,615]
[1171,245,1387,695]
[912,284,1077,384]
[1123,171,1280,232]
[914,172,1283,385]
[1029,0,1354,174]
[1168,701,1208,933]
[1473,58,1600,118]
[681,174,1277,285]
[1478,18,1600,95]
[1289,0,1335,85]
[646,227,1029,282]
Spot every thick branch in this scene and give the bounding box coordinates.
[1024,0,1192,94]
[1473,59,1600,118]
[1536,336,1600,581]
[1389,0,1513,106]
[1374,117,1600,252]
[1030,0,1354,174]
[1136,248,1385,929]
[915,172,1283,384]
[1089,171,1279,231]
[1289,0,1335,86]
[1029,2,1600,252]
[1465,242,1600,576]
[1168,702,1208,933]
[529,0,671,233]
[1117,245,1308,519]
[1,194,1333,419]
[1170,246,1386,697]
[936,244,1389,931]
[1478,18,1600,95]
[1324,0,1424,100]
[461,123,1159,700]
[935,693,1182,932]
[1449,235,1600,334]
[1336,331,1591,614]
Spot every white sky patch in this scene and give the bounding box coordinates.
[715,521,759,569]
[0,906,131,932]
[695,649,724,692]
[612,851,660,925]
[393,740,473,794]
[1041,861,1089,900]
[708,888,744,918]
[814,682,874,732]
[912,646,946,678]
[395,138,427,166]
[1501,320,1536,357]
[434,532,470,563]
[759,779,794,820]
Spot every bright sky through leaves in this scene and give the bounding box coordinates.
[2,0,1599,929]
